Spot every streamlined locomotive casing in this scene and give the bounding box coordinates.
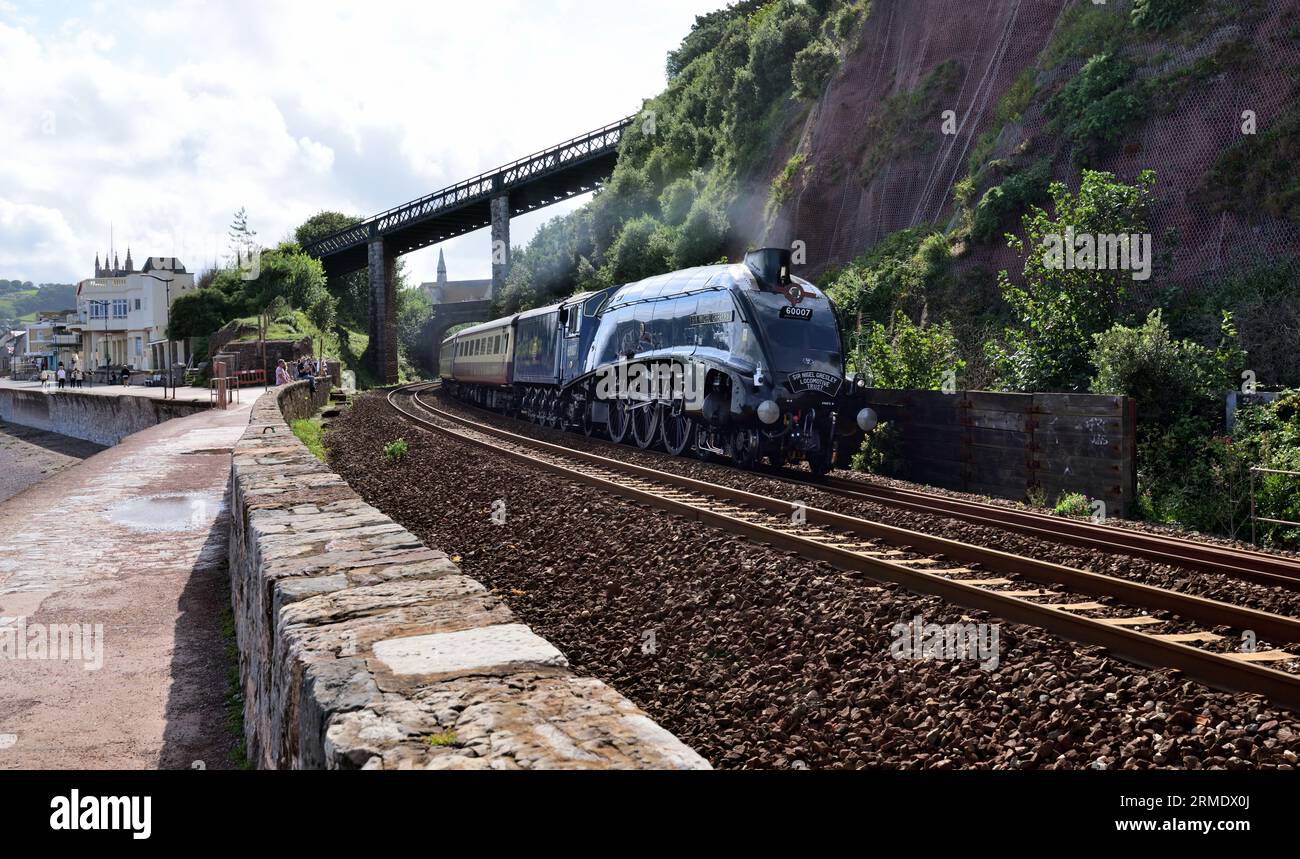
[440,248,870,474]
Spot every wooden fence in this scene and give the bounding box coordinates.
[863,389,1138,518]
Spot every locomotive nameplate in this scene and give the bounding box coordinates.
[779,306,814,321]
[788,371,842,396]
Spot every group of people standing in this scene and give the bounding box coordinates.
[38,363,85,391]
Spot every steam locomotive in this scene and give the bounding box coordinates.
[438,248,877,475]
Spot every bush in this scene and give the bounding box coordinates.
[851,421,904,476]
[792,39,839,100]
[604,215,676,284]
[1131,0,1192,32]
[671,199,729,270]
[384,439,409,463]
[989,170,1156,392]
[970,162,1051,244]
[1053,493,1092,518]
[1044,53,1145,166]
[862,311,966,390]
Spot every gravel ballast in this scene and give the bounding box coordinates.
[325,392,1300,770]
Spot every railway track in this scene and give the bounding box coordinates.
[386,383,1300,710]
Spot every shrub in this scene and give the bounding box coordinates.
[851,421,904,476]
[384,439,410,463]
[862,311,966,391]
[1131,0,1192,32]
[671,199,729,269]
[1053,493,1092,518]
[792,39,839,100]
[970,162,1051,244]
[604,215,676,284]
[1044,53,1145,166]
[767,153,807,220]
[989,170,1156,392]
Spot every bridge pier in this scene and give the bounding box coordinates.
[491,193,511,302]
[367,234,399,385]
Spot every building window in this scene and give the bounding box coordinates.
[135,337,143,358]
[112,299,128,319]
[89,303,106,319]
[134,299,142,311]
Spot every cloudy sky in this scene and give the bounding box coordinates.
[0,0,729,287]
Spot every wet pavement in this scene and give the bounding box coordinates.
[0,402,252,769]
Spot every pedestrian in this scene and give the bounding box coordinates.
[275,359,291,387]
[39,368,49,391]
[71,367,82,389]
[56,362,66,390]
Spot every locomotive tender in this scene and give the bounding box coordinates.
[439,248,877,475]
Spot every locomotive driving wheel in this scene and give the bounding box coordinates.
[630,402,661,450]
[607,398,631,444]
[659,404,693,457]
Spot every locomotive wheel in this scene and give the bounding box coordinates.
[607,399,631,444]
[807,441,834,478]
[731,428,761,470]
[631,402,661,450]
[660,406,693,457]
[580,401,597,437]
[543,393,559,429]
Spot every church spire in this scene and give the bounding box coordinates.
[124,247,134,273]
[437,249,447,285]
[95,253,101,277]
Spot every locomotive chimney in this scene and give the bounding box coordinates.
[744,247,793,292]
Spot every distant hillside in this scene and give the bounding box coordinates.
[0,280,78,327]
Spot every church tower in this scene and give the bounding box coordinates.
[437,249,448,287]
[124,247,134,273]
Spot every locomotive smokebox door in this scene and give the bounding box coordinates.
[744,248,793,292]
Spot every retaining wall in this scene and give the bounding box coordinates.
[0,387,208,447]
[228,383,708,770]
[864,388,1138,517]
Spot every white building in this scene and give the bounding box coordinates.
[21,312,81,373]
[72,252,197,373]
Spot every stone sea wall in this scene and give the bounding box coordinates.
[227,382,708,769]
[0,387,207,447]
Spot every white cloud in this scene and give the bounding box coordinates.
[0,0,728,286]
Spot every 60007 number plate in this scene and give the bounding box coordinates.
[780,306,813,320]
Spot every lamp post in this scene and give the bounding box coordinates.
[86,300,110,388]
[140,273,176,400]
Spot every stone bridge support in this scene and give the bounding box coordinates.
[367,233,399,385]
[491,193,511,301]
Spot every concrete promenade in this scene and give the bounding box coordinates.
[0,377,270,406]
[0,400,253,769]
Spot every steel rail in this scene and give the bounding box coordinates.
[385,384,1300,710]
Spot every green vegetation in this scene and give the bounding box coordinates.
[384,439,410,463]
[0,280,77,329]
[1053,493,1092,518]
[423,731,460,748]
[861,311,964,390]
[1199,104,1300,230]
[988,169,1156,392]
[1044,53,1146,167]
[851,421,903,477]
[496,0,871,316]
[858,60,964,184]
[792,39,840,100]
[220,604,251,770]
[1131,0,1192,32]
[969,161,1051,244]
[291,417,327,462]
[767,152,807,221]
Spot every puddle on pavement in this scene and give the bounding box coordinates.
[107,494,225,533]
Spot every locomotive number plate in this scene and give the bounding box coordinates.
[780,306,814,321]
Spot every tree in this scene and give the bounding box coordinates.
[793,40,839,100]
[307,294,337,361]
[397,287,434,373]
[863,311,965,390]
[167,290,230,341]
[228,207,259,267]
[988,169,1156,392]
[295,211,369,331]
